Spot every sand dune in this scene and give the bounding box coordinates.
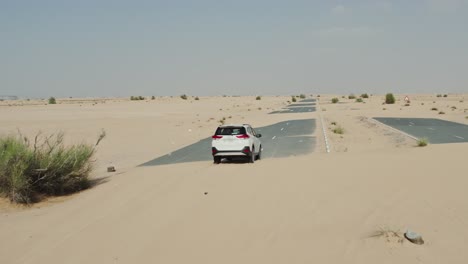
[1,94,467,263]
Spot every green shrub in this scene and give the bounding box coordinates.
[431,107,438,111]
[443,94,448,97]
[256,96,261,100]
[130,96,145,101]
[292,97,297,102]
[438,111,445,115]
[195,96,200,101]
[0,132,104,203]
[361,93,369,99]
[348,94,356,99]
[48,97,56,104]
[151,96,155,100]
[417,138,428,147]
[332,126,344,134]
[331,98,339,104]
[436,94,442,98]
[356,98,363,103]
[385,93,395,104]
[299,94,306,99]
[331,121,337,125]
[180,94,188,100]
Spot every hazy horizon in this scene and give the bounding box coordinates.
[2,0,468,98]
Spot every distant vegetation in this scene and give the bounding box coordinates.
[48,97,56,104]
[180,94,188,100]
[417,138,428,147]
[361,93,369,99]
[299,94,306,99]
[331,98,339,104]
[292,96,297,102]
[151,96,155,100]
[332,126,344,134]
[348,94,356,99]
[356,98,363,103]
[194,96,200,101]
[0,131,105,203]
[385,93,395,104]
[256,96,261,100]
[130,96,145,101]
[431,107,438,111]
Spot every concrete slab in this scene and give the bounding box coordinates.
[374,117,468,144]
[141,119,316,166]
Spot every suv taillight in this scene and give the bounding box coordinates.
[236,134,250,139]
[212,135,223,139]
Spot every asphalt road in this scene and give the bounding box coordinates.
[141,119,316,166]
[269,99,316,114]
[374,117,468,144]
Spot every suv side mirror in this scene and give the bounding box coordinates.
[256,134,262,138]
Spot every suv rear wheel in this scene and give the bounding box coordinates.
[256,145,262,160]
[249,147,255,163]
[214,156,221,164]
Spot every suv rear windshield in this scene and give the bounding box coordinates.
[215,126,246,136]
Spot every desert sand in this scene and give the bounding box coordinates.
[1,94,467,263]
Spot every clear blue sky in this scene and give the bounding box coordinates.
[1,0,468,98]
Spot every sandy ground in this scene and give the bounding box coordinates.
[0,94,467,263]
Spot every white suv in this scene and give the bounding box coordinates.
[211,124,262,164]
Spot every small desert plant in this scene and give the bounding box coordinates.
[436,94,442,98]
[331,121,337,125]
[451,106,457,110]
[219,117,226,125]
[0,131,105,203]
[180,94,188,100]
[417,138,428,147]
[292,97,297,102]
[331,98,339,104]
[438,111,445,115]
[385,93,395,104]
[465,116,468,119]
[130,96,144,101]
[431,107,438,111]
[348,94,356,99]
[332,126,344,134]
[404,103,410,106]
[48,97,56,104]
[356,98,363,103]
[256,96,261,100]
[299,94,306,99]
[194,96,200,101]
[443,94,448,97]
[151,96,155,100]
[361,93,369,99]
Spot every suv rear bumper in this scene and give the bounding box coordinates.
[212,146,251,156]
